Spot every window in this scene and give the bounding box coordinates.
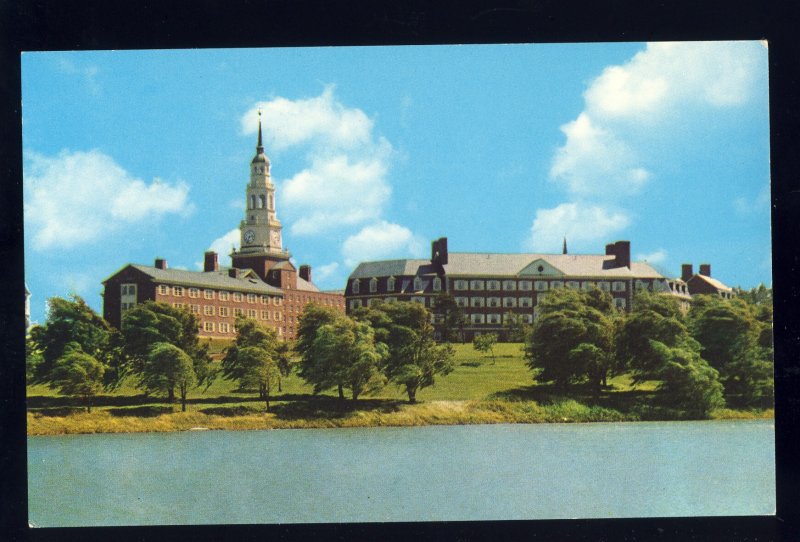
[411,296,425,305]
[487,314,501,324]
[250,195,256,209]
[218,307,229,317]
[190,304,200,314]
[274,298,282,306]
[275,311,282,320]
[535,281,548,291]
[204,289,215,299]
[349,299,362,309]
[259,194,266,209]
[121,283,137,296]
[614,298,627,309]
[581,281,593,290]
[470,280,485,290]
[219,322,230,334]
[470,297,485,308]
[158,284,168,295]
[566,281,580,289]
[598,282,611,292]
[519,281,533,291]
[219,291,230,301]
[204,305,215,316]
[203,321,215,332]
[121,302,136,311]
[522,314,533,324]
[470,314,485,324]
[503,297,517,308]
[233,292,243,302]
[413,277,423,291]
[172,286,184,296]
[455,297,469,308]
[433,277,442,292]
[188,288,199,298]
[487,280,500,291]
[261,295,270,304]
[487,297,501,308]
[173,303,184,309]
[261,310,269,320]
[370,278,378,293]
[519,297,533,308]
[454,280,468,291]
[551,281,564,289]
[248,309,257,318]
[387,277,396,291]
[233,308,243,317]
[247,293,256,303]
[612,281,626,292]
[503,280,516,291]
[352,279,360,294]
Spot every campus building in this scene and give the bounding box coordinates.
[102,115,345,340]
[681,264,735,298]
[345,237,707,341]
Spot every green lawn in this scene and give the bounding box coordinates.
[26,343,772,435]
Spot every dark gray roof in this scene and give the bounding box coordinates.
[108,264,284,295]
[349,253,666,280]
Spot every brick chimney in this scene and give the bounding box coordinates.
[299,265,312,283]
[605,241,630,268]
[699,264,711,277]
[154,258,167,270]
[605,243,615,256]
[204,251,219,272]
[681,264,693,282]
[228,268,239,278]
[431,237,449,265]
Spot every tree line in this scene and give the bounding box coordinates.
[27,285,772,418]
[26,296,455,412]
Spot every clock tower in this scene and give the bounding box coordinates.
[231,111,291,280]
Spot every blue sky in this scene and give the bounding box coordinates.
[21,42,771,325]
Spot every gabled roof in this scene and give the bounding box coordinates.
[691,274,733,292]
[349,253,666,280]
[296,276,320,292]
[104,264,284,295]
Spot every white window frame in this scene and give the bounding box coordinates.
[233,292,243,302]
[470,314,485,324]
[470,297,485,308]
[370,278,378,293]
[247,293,257,303]
[519,297,533,308]
[219,322,230,333]
[487,297,501,308]
[487,280,500,291]
[204,305,215,316]
[433,277,442,291]
[172,286,184,296]
[454,280,468,291]
[188,287,200,298]
[352,279,360,294]
[219,291,230,301]
[470,280,485,291]
[158,284,168,295]
[566,281,580,289]
[613,281,626,292]
[502,280,516,291]
[614,297,627,309]
[503,297,517,308]
[387,277,396,291]
[204,289,214,299]
[487,314,501,325]
[598,281,611,292]
[534,281,548,291]
[551,281,564,289]
[519,280,533,291]
[203,321,214,332]
[455,297,469,308]
[413,277,423,291]
[248,309,257,318]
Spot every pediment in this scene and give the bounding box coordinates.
[519,258,564,277]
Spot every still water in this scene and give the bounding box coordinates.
[28,420,774,526]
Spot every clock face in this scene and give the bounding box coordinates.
[244,230,256,244]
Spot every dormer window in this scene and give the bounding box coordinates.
[369,278,378,293]
[433,277,442,291]
[352,279,360,294]
[387,276,396,291]
[413,277,423,291]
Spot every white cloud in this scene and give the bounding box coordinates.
[342,221,425,267]
[550,113,650,197]
[24,149,191,250]
[525,203,631,253]
[585,41,764,122]
[283,154,391,235]
[312,262,340,283]
[207,228,240,267]
[635,249,667,265]
[241,85,373,152]
[734,183,771,215]
[241,87,394,237]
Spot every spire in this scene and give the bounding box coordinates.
[562,236,568,255]
[256,109,264,154]
[251,109,269,165]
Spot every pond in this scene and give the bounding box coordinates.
[27,419,774,526]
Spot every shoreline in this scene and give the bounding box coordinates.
[26,400,774,436]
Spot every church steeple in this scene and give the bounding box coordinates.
[251,110,269,168]
[563,236,568,255]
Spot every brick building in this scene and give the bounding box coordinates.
[102,113,345,340]
[346,237,696,341]
[681,264,734,298]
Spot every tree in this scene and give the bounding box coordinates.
[306,317,387,401]
[473,333,498,364]
[274,340,294,393]
[358,301,454,403]
[650,342,725,418]
[142,342,197,410]
[688,295,773,406]
[502,311,528,343]
[122,302,213,396]
[525,288,614,398]
[28,295,113,386]
[432,293,465,343]
[296,304,346,398]
[222,317,282,409]
[48,344,106,412]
